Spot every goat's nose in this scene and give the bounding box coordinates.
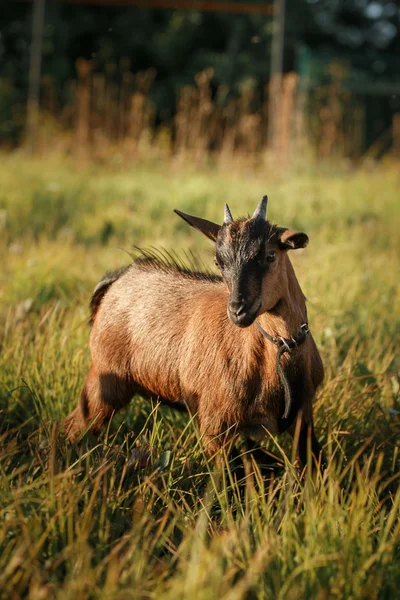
[230,300,247,317]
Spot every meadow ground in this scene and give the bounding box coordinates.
[0,152,399,599]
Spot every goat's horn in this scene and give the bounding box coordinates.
[224,203,233,224]
[252,195,268,220]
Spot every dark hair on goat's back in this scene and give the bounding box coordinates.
[133,247,222,283]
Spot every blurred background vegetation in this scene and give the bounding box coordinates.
[1,0,400,161]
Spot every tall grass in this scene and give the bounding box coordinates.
[0,153,399,598]
[18,63,369,162]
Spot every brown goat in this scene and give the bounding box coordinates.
[64,196,324,467]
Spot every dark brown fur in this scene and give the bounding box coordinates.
[64,210,324,467]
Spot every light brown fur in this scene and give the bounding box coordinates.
[64,248,324,462]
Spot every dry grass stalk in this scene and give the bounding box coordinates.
[75,58,93,155]
[278,72,297,166]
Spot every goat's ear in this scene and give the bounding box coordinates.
[278,229,309,250]
[174,209,220,242]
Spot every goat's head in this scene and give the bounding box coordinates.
[175,197,309,327]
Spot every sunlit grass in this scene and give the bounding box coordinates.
[0,152,399,598]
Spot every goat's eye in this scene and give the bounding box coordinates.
[266,251,276,263]
[215,258,222,269]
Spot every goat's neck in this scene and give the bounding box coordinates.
[257,260,307,339]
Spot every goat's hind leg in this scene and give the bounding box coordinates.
[64,365,134,442]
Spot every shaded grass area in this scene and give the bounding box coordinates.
[0,153,399,598]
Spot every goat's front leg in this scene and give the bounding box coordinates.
[240,438,280,476]
[198,399,238,461]
[289,414,325,471]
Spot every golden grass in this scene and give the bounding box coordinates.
[0,153,399,598]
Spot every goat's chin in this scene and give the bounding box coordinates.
[228,312,257,328]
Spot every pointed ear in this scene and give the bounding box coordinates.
[174,209,220,242]
[278,229,309,250]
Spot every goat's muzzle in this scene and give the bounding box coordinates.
[228,300,261,328]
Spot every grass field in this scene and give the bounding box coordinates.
[0,152,399,599]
